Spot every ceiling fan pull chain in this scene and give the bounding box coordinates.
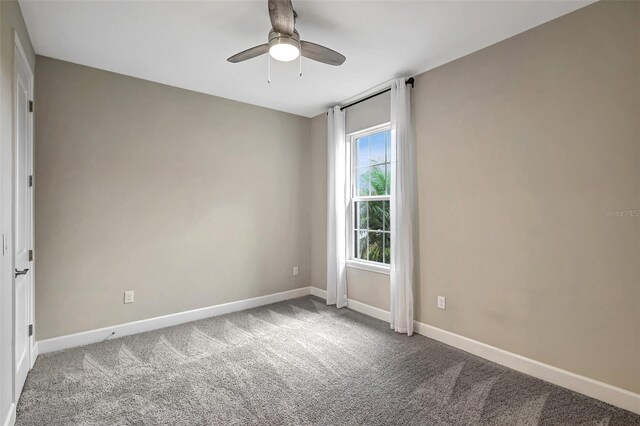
[299,41,303,77]
[267,54,271,84]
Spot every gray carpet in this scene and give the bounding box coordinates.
[16,296,640,425]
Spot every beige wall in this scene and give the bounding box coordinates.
[34,56,311,339]
[346,267,390,312]
[416,0,639,393]
[1,0,35,420]
[310,0,640,393]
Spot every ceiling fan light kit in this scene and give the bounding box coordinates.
[268,30,300,62]
[227,0,345,81]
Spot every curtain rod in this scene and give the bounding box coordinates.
[338,77,415,112]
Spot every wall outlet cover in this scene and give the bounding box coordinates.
[293,266,299,276]
[124,290,135,304]
[437,296,446,310]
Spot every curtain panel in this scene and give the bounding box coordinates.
[326,106,348,308]
[390,79,418,335]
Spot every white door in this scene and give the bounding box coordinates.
[14,37,33,398]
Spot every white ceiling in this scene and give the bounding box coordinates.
[20,0,593,117]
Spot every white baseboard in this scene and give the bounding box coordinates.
[414,322,640,415]
[2,403,15,426]
[309,287,391,323]
[310,286,640,415]
[345,299,390,322]
[38,286,313,354]
[309,286,326,299]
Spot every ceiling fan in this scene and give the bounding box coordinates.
[227,0,346,66]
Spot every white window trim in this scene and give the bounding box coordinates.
[346,122,392,275]
[346,259,390,275]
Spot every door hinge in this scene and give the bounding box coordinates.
[28,100,33,113]
[29,249,33,262]
[28,324,33,337]
[28,175,33,187]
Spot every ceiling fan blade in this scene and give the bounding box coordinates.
[300,41,346,66]
[268,0,295,36]
[227,44,269,63]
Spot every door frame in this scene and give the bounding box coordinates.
[13,31,35,397]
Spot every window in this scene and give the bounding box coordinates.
[348,124,391,271]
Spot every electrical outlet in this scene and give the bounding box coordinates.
[437,296,446,310]
[124,290,135,304]
[293,266,299,276]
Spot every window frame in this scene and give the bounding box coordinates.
[346,122,391,275]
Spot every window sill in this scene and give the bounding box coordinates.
[346,259,390,275]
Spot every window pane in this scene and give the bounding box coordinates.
[356,167,370,196]
[356,230,368,260]
[351,128,392,266]
[383,233,391,264]
[368,232,384,263]
[370,165,386,196]
[370,132,385,165]
[357,136,369,167]
[355,201,368,230]
[368,201,384,231]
